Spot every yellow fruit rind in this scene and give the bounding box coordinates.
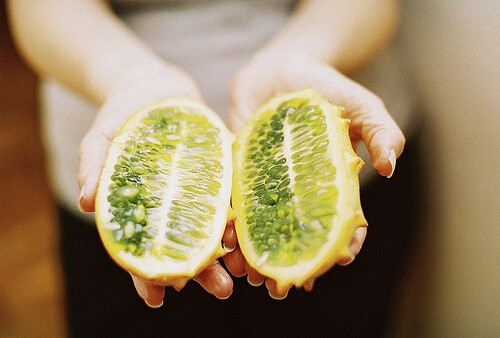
[95,97,233,287]
[232,88,367,292]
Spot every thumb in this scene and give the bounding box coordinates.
[77,100,123,212]
[78,126,112,212]
[77,92,159,212]
[228,106,249,134]
[229,88,254,134]
[229,68,265,134]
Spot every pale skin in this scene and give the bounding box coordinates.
[8,0,404,306]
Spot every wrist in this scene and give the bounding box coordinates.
[249,41,332,73]
[88,45,201,104]
[91,54,201,104]
[263,34,339,66]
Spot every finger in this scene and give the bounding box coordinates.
[131,274,165,308]
[229,104,252,134]
[303,279,315,292]
[78,127,112,212]
[194,263,233,300]
[229,78,250,133]
[222,221,237,252]
[345,90,405,178]
[245,262,265,287]
[77,84,204,213]
[229,70,263,133]
[362,116,404,178]
[338,227,368,266]
[265,278,291,300]
[308,66,405,178]
[77,97,127,212]
[222,247,246,277]
[349,226,367,256]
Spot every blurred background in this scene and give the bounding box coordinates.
[0,1,498,337]
[0,2,66,337]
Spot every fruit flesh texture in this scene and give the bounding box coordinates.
[105,107,224,262]
[233,89,366,289]
[241,98,338,266]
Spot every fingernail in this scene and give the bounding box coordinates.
[269,289,289,300]
[341,256,355,266]
[223,242,236,253]
[387,149,396,178]
[78,187,86,212]
[247,275,264,287]
[215,293,231,300]
[144,299,163,309]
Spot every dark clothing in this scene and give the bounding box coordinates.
[60,141,419,338]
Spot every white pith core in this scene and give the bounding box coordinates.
[321,102,347,244]
[151,120,185,248]
[281,119,297,194]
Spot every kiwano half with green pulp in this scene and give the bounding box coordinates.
[232,88,367,294]
[95,98,233,290]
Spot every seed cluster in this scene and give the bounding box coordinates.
[107,108,223,259]
[242,99,338,266]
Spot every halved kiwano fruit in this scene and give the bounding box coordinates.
[95,98,233,289]
[232,88,367,293]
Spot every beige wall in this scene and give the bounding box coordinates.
[393,1,499,335]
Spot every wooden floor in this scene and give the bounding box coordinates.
[0,4,66,337]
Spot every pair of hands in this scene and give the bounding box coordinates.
[78,51,405,307]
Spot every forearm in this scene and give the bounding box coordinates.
[7,0,174,104]
[267,0,399,74]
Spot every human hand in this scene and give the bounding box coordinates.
[77,62,233,307]
[225,50,405,298]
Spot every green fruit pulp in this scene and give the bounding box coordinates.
[107,107,223,259]
[242,98,338,266]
